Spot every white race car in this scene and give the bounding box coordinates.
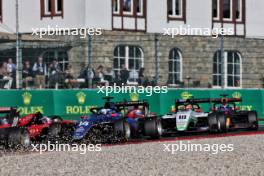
[161,99,221,134]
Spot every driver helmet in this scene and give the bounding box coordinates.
[40,116,51,123]
[100,109,111,115]
[127,109,144,118]
[0,117,8,125]
[219,104,229,110]
[186,104,192,111]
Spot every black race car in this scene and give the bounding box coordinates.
[209,95,258,132]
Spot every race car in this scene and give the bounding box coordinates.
[0,107,31,148]
[161,98,222,134]
[161,96,259,135]
[209,95,258,132]
[72,97,131,143]
[114,100,162,139]
[18,111,74,141]
[72,97,162,143]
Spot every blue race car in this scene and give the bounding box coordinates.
[72,97,162,143]
[72,97,131,143]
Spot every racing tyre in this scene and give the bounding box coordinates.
[47,123,62,142]
[247,111,258,130]
[144,118,163,139]
[216,113,227,133]
[114,120,131,141]
[208,113,218,133]
[7,128,31,149]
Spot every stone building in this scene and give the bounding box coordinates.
[0,0,264,88]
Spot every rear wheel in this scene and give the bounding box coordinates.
[114,120,131,141]
[144,118,162,139]
[247,111,258,130]
[7,128,31,149]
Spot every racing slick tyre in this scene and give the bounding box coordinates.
[144,118,162,139]
[47,123,62,142]
[247,111,258,130]
[216,113,227,133]
[114,120,131,141]
[7,128,31,149]
[208,113,218,133]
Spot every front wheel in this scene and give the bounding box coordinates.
[208,113,218,133]
[46,123,62,142]
[144,118,163,139]
[216,113,227,133]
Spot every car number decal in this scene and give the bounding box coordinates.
[178,115,187,119]
[79,121,89,126]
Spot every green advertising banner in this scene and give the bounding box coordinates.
[0,89,263,122]
[0,90,54,116]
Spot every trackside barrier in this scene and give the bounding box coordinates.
[0,89,263,124]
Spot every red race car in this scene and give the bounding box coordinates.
[1,107,74,145]
[18,111,74,141]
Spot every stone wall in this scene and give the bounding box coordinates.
[1,31,264,88]
[87,31,264,88]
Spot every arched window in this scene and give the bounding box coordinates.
[114,45,144,81]
[213,50,242,87]
[168,48,182,84]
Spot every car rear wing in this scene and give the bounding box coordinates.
[114,100,149,108]
[176,98,212,105]
[209,98,242,103]
[176,97,241,105]
[0,107,18,113]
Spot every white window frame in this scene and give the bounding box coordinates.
[44,0,52,15]
[212,51,242,88]
[113,0,120,14]
[123,0,133,15]
[55,0,62,14]
[114,45,144,76]
[168,48,183,85]
[168,0,183,18]
[136,0,143,16]
[212,51,222,88]
[225,52,242,88]
[235,0,242,22]
[223,0,233,21]
[213,0,220,20]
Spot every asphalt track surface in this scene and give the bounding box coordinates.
[0,127,264,176]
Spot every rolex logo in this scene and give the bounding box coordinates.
[22,92,32,105]
[181,92,193,100]
[232,92,242,99]
[130,93,139,101]
[76,92,86,105]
